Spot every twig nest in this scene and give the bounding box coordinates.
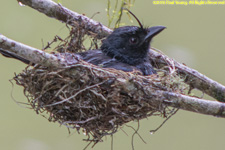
[13,59,187,142]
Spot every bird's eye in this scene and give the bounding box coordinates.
[129,37,138,44]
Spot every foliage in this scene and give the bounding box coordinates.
[106,0,135,28]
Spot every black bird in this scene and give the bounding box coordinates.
[0,12,165,75]
[77,25,165,75]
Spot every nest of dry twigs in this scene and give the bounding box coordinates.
[12,25,188,143]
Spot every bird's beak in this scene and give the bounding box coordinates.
[144,26,166,41]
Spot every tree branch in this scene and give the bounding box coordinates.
[18,0,225,102]
[150,49,225,102]
[0,34,67,67]
[114,77,225,118]
[161,91,225,117]
[18,0,112,39]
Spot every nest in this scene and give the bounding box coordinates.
[12,26,188,143]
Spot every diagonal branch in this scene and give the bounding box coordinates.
[18,0,225,102]
[161,91,225,117]
[150,49,225,102]
[0,34,67,67]
[18,0,112,39]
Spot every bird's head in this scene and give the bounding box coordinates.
[101,25,165,65]
[100,10,165,65]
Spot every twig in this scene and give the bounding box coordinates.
[45,80,107,107]
[149,108,179,134]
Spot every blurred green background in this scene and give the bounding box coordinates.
[0,0,225,150]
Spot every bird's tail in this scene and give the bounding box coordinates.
[0,48,30,64]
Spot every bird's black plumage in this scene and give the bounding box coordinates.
[75,25,165,75]
[0,25,165,75]
[99,25,165,75]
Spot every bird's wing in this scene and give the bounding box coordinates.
[135,60,156,75]
[78,50,139,72]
